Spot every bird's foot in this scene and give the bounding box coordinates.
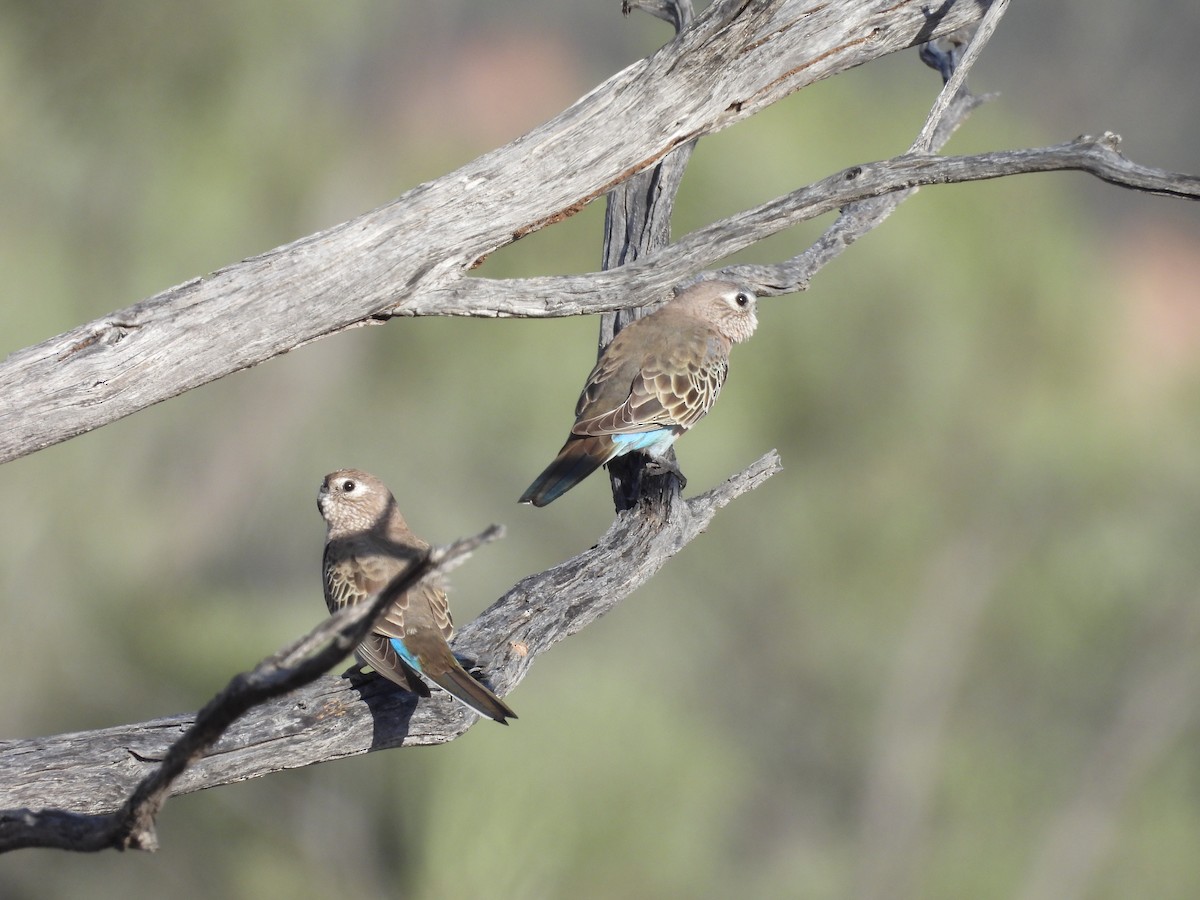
[455,653,482,674]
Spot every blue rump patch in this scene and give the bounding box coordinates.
[611,429,676,456]
[389,637,423,673]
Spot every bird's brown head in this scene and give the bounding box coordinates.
[317,469,400,537]
[676,280,758,345]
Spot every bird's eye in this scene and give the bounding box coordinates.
[341,479,356,492]
[735,291,751,308]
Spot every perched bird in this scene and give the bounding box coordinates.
[520,280,759,507]
[318,469,516,724]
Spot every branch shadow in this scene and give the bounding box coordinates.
[338,668,420,749]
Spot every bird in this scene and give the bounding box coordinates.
[519,280,759,507]
[318,469,516,724]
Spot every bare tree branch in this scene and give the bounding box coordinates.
[726,0,1007,291]
[0,0,993,466]
[0,453,780,843]
[3,0,1199,861]
[0,526,504,853]
[909,0,1009,153]
[622,0,694,33]
[601,0,697,509]
[6,137,1196,468]
[439,134,1200,307]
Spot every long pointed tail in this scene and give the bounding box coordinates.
[428,664,518,724]
[519,436,611,506]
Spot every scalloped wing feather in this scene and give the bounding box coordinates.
[372,580,454,644]
[574,352,728,436]
[323,541,454,644]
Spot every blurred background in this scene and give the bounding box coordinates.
[2,2,1200,898]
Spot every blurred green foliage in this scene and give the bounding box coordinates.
[3,4,1200,899]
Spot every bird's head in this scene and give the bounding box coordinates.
[317,469,396,536]
[679,280,758,345]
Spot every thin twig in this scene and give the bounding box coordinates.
[909,0,1009,153]
[723,0,1006,294]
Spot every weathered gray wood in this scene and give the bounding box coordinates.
[3,0,1200,857]
[0,452,780,825]
[439,135,1200,310]
[0,0,993,465]
[599,0,697,509]
[724,0,1004,293]
[0,527,501,852]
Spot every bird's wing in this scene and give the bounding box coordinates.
[322,542,371,613]
[326,540,514,723]
[370,579,454,644]
[394,587,518,724]
[324,539,431,611]
[353,632,430,697]
[574,328,728,436]
[323,541,433,696]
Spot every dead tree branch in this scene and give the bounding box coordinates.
[0,454,780,844]
[2,0,1199,858]
[0,526,503,853]
[441,134,1200,308]
[0,0,994,465]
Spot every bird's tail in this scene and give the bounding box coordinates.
[429,664,518,725]
[519,436,610,506]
